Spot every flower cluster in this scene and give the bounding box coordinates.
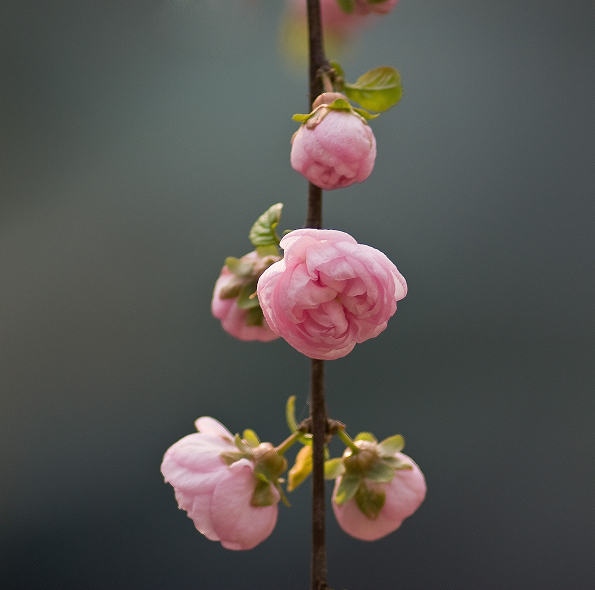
[162,417,425,549]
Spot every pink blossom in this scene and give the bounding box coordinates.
[289,0,372,36]
[212,251,280,342]
[257,229,407,360]
[291,97,376,190]
[354,0,399,16]
[161,417,280,550]
[332,451,426,541]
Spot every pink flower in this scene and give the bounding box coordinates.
[257,229,407,360]
[291,93,376,190]
[212,251,280,342]
[161,417,280,550]
[332,451,426,541]
[354,0,399,16]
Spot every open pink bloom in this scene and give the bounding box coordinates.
[291,108,376,190]
[354,0,399,16]
[212,251,280,342]
[257,229,406,360]
[161,417,280,550]
[333,452,426,541]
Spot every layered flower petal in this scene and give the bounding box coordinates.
[257,229,406,360]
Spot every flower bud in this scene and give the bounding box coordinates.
[354,0,399,16]
[291,95,376,190]
[161,417,280,550]
[212,250,281,342]
[257,229,406,360]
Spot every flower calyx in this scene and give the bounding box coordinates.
[292,92,378,131]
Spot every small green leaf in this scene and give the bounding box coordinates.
[354,432,377,443]
[224,256,255,278]
[236,281,260,310]
[366,461,395,483]
[377,434,405,457]
[343,66,403,112]
[288,445,313,491]
[324,457,345,480]
[335,0,355,14]
[256,244,279,258]
[243,429,260,448]
[249,203,283,248]
[334,474,362,506]
[251,479,277,507]
[354,482,385,520]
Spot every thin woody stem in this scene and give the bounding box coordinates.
[305,1,329,589]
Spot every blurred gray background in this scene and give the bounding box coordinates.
[1,1,594,588]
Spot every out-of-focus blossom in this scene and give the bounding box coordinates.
[291,93,376,190]
[212,251,281,342]
[257,229,406,360]
[332,439,426,541]
[354,0,399,16]
[161,417,281,550]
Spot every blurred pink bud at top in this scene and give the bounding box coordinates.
[257,229,406,360]
[290,0,371,35]
[333,451,426,541]
[354,0,399,16]
[212,251,280,342]
[291,94,376,190]
[161,417,280,550]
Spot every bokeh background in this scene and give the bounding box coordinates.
[2,1,594,588]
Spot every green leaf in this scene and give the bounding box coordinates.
[224,256,255,278]
[335,0,355,14]
[285,395,312,445]
[243,429,260,448]
[354,482,385,520]
[354,432,377,443]
[334,474,362,506]
[377,434,405,457]
[256,245,279,258]
[343,66,403,112]
[366,461,395,483]
[251,479,277,507]
[287,445,313,491]
[236,281,260,309]
[324,457,345,480]
[249,203,283,248]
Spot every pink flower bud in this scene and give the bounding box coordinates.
[212,251,280,342]
[333,452,426,541]
[256,229,407,360]
[354,0,399,16]
[161,417,280,550]
[291,107,376,190]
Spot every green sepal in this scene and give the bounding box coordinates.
[220,451,248,466]
[292,113,312,123]
[243,429,260,448]
[217,279,243,300]
[354,432,377,443]
[324,457,345,480]
[234,434,253,455]
[354,482,386,520]
[326,97,352,111]
[249,203,283,248]
[335,0,355,14]
[377,434,405,457]
[352,107,379,121]
[334,474,362,506]
[383,456,413,470]
[225,256,255,278]
[274,481,291,507]
[236,281,260,310]
[251,478,277,507]
[287,445,312,491]
[343,66,403,112]
[244,306,264,327]
[366,461,395,483]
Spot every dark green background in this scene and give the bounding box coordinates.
[1,1,594,588]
